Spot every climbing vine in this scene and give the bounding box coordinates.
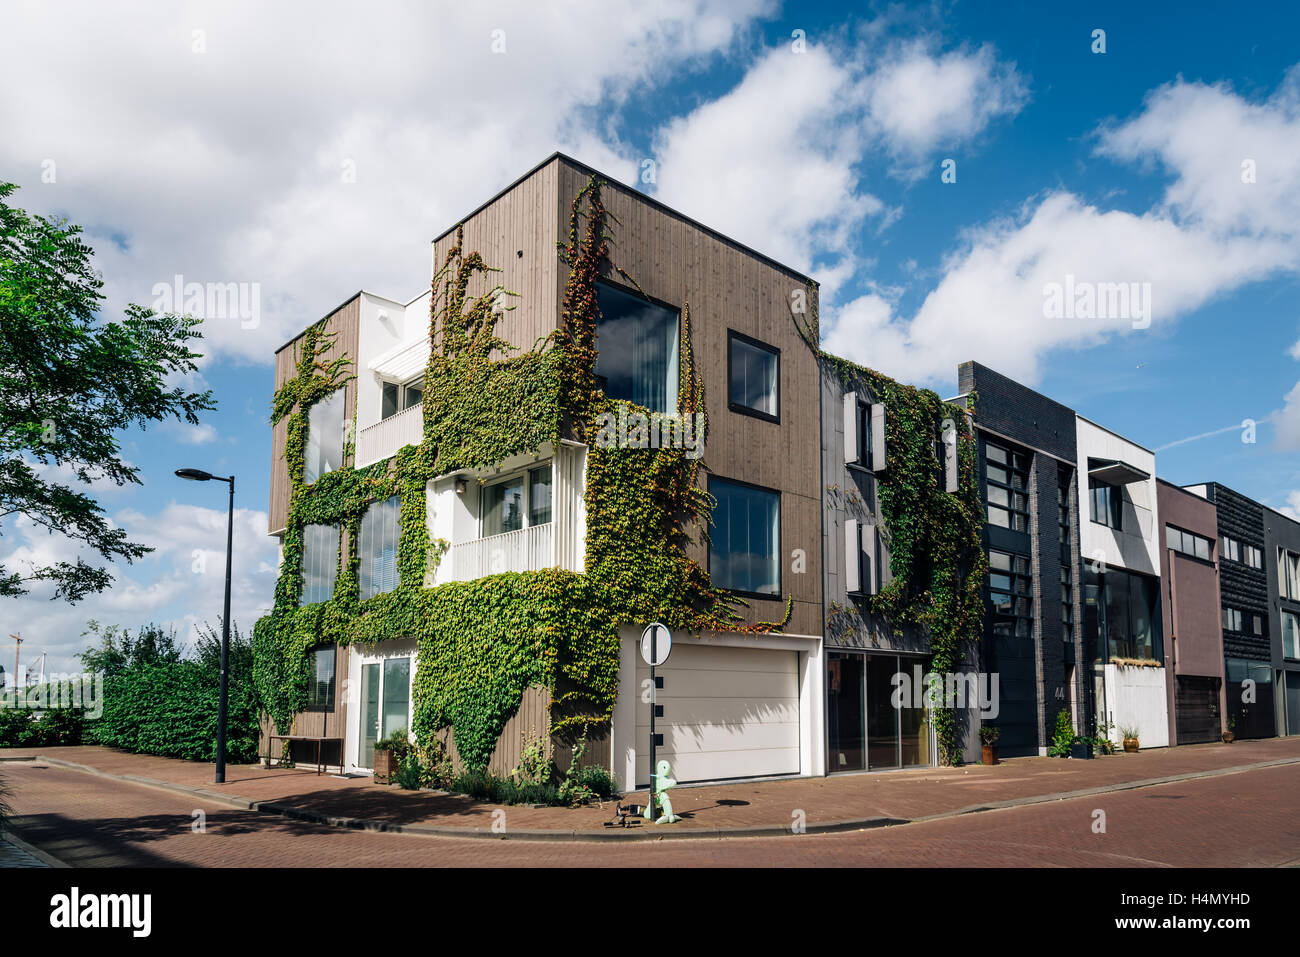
[820,354,987,765]
[254,176,790,771]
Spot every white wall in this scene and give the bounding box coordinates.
[1103,663,1170,748]
[356,291,411,433]
[1076,416,1160,577]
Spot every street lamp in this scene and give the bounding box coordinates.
[176,467,235,785]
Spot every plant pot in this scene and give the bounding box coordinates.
[1222,731,1235,744]
[981,744,998,765]
[1070,740,1093,759]
[373,748,398,784]
[1123,737,1139,753]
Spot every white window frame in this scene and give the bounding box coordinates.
[479,461,553,539]
[844,518,880,597]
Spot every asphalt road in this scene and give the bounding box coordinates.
[3,758,1299,867]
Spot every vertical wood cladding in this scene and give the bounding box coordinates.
[268,295,360,535]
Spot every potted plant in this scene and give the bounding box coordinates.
[1120,726,1140,753]
[1048,710,1074,757]
[979,725,1000,765]
[373,728,411,784]
[1222,715,1236,744]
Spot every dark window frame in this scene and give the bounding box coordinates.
[305,644,337,712]
[1089,477,1123,530]
[983,440,1030,533]
[726,329,780,424]
[706,474,783,602]
[592,278,681,414]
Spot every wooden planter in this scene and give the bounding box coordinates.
[373,748,398,784]
[1123,737,1139,753]
[981,744,999,766]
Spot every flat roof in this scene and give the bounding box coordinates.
[430,151,818,286]
[1075,413,1154,456]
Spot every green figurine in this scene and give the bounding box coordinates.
[644,759,680,824]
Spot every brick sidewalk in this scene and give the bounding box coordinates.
[4,737,1299,837]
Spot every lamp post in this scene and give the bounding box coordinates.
[176,467,235,784]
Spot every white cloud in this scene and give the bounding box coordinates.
[822,68,1300,391]
[0,502,279,676]
[0,0,775,363]
[651,35,1027,293]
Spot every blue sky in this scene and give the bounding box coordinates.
[1,0,1297,674]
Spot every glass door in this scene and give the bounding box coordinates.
[827,653,866,771]
[360,662,379,770]
[357,655,411,770]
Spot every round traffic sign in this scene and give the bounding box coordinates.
[640,622,672,666]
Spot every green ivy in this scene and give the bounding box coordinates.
[254,178,789,771]
[820,355,987,765]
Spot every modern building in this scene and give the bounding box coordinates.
[953,362,1085,757]
[1182,483,1275,739]
[262,153,827,789]
[1155,479,1226,745]
[1076,416,1168,749]
[1263,506,1300,735]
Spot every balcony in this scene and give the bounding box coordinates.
[355,403,422,469]
[445,523,555,582]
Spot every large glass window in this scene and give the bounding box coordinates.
[728,331,779,420]
[1085,566,1162,661]
[1283,612,1299,660]
[1278,548,1300,599]
[358,495,400,599]
[306,645,335,710]
[305,388,346,482]
[988,548,1033,638]
[300,523,339,606]
[1089,478,1122,529]
[710,477,780,596]
[480,464,552,538]
[827,652,866,772]
[594,282,679,414]
[1166,524,1212,561]
[984,441,1029,531]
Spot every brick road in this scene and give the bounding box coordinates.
[5,737,1300,835]
[3,752,1299,866]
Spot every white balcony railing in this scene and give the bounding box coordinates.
[355,404,423,468]
[446,523,554,582]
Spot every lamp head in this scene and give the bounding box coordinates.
[175,468,214,482]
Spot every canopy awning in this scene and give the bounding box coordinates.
[1088,458,1149,486]
[368,337,430,383]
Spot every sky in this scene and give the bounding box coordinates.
[1,0,1298,675]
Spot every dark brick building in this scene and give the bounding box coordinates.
[955,362,1086,756]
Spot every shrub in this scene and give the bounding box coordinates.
[1047,709,1075,757]
[395,753,424,790]
[375,728,412,764]
[0,708,86,748]
[978,725,1000,746]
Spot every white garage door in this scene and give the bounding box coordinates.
[635,642,800,785]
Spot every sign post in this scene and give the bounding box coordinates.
[639,622,671,819]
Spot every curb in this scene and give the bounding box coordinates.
[1,829,69,867]
[21,752,1300,843]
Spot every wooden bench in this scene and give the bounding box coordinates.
[265,735,343,775]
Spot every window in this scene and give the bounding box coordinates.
[1282,549,1300,600]
[306,645,336,711]
[481,464,552,538]
[843,393,885,471]
[594,282,679,414]
[381,379,423,419]
[358,495,401,599]
[1221,535,1261,568]
[1223,607,1244,633]
[1058,471,1074,641]
[1221,535,1240,563]
[727,331,778,421]
[1283,611,1299,659]
[300,524,339,606]
[709,477,780,596]
[305,388,346,482]
[1085,566,1162,661]
[988,548,1033,639]
[984,441,1029,532]
[1089,478,1122,530]
[1166,524,1212,561]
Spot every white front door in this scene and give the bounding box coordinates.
[348,641,415,772]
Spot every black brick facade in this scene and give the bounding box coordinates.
[959,362,1083,755]
[1201,483,1270,662]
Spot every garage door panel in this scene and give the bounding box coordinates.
[637,696,798,728]
[633,641,801,785]
[637,747,800,784]
[636,668,798,700]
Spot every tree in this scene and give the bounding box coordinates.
[0,181,214,600]
[79,619,184,677]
